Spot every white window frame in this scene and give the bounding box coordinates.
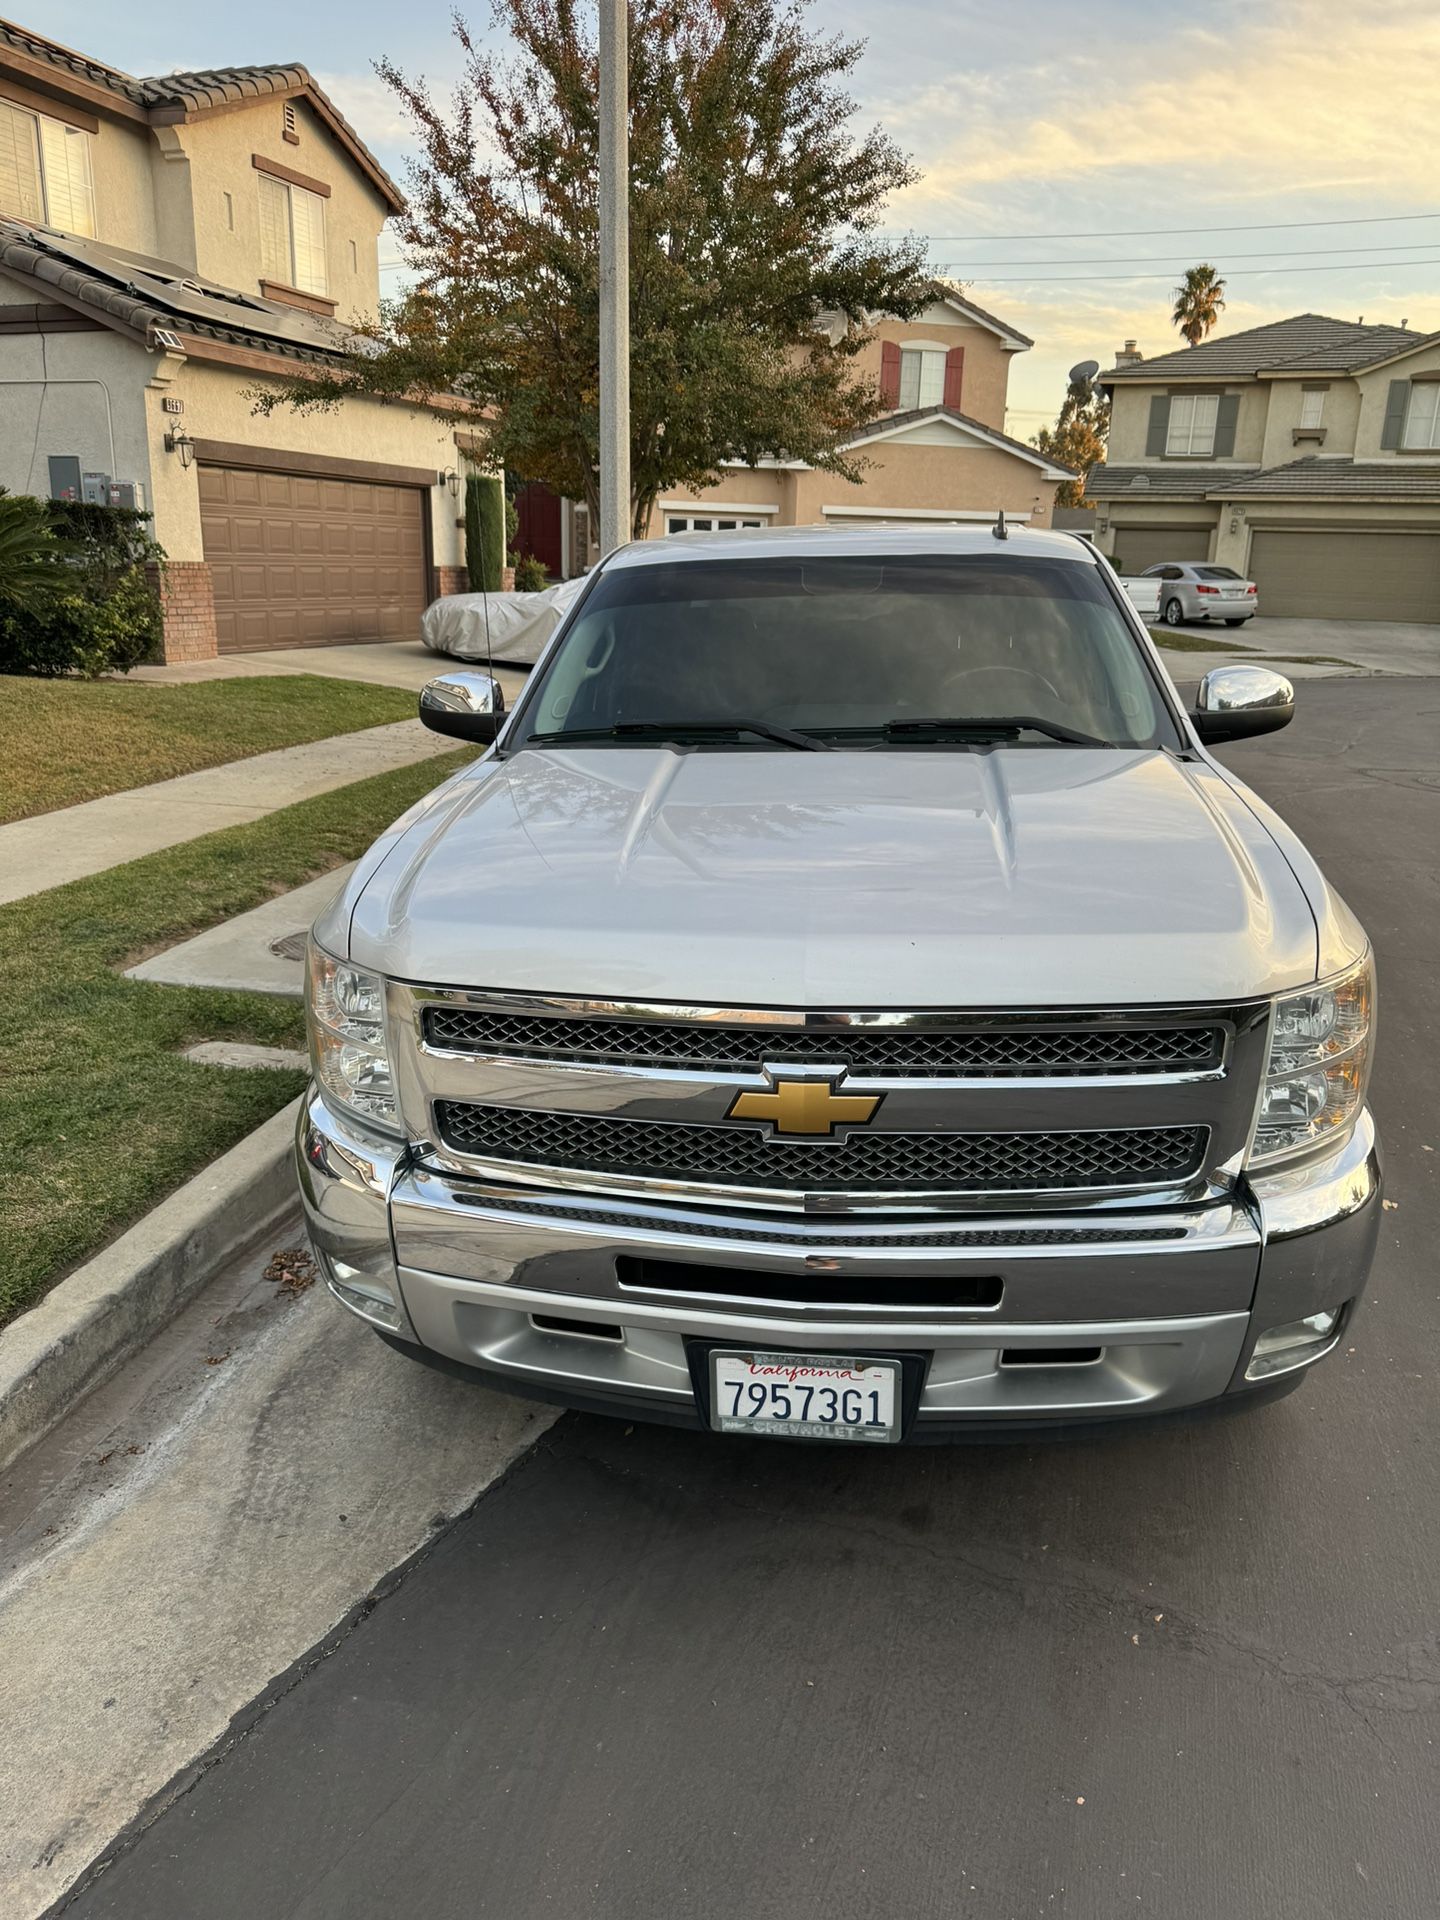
[898,345,947,412]
[1165,392,1219,456]
[0,99,95,236]
[258,172,329,296]
[1299,388,1326,429]
[1401,384,1440,451]
[665,514,768,534]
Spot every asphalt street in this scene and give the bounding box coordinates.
[60,678,1440,1920]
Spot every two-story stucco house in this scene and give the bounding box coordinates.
[1089,314,1440,622]
[633,284,1071,547]
[0,17,470,660]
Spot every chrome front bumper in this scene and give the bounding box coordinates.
[296,1092,1381,1436]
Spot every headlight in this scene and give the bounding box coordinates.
[1248,954,1373,1167]
[306,940,400,1134]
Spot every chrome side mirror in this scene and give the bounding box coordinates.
[1190,665,1294,745]
[419,672,505,744]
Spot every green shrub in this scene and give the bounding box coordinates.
[513,551,549,592]
[0,500,164,677]
[464,473,506,593]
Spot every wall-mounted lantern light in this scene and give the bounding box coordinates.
[438,466,460,497]
[164,428,195,470]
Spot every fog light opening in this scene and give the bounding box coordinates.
[1245,1306,1343,1381]
[1000,1347,1104,1369]
[531,1314,624,1343]
[322,1255,406,1333]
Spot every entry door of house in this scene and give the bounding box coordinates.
[511,481,563,578]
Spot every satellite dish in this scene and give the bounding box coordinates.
[1069,359,1101,383]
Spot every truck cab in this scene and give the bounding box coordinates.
[297,527,1379,1443]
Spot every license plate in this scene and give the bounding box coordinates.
[709,1350,901,1443]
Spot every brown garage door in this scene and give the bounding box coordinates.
[200,465,429,652]
[1111,526,1214,573]
[1249,529,1440,622]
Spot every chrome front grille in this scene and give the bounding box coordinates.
[422,1006,1223,1078]
[433,1102,1208,1196]
[395,987,1269,1212]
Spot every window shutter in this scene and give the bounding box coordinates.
[0,102,43,225]
[880,340,901,409]
[942,347,965,410]
[1145,394,1171,456]
[1213,394,1239,458]
[1380,379,1410,450]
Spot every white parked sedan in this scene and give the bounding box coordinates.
[1144,562,1259,628]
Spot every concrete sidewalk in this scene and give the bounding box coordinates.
[0,720,459,909]
[128,639,532,699]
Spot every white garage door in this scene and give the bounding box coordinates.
[1249,529,1440,622]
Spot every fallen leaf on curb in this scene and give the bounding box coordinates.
[263,1248,318,1292]
[204,1351,231,1366]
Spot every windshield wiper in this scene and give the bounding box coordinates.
[883,714,1114,748]
[528,720,834,751]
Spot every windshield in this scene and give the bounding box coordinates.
[516,553,1180,750]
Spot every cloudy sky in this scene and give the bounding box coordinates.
[33,0,1440,432]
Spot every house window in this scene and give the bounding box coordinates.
[898,347,946,412]
[1299,388,1326,429]
[0,100,95,236]
[258,172,328,294]
[666,515,767,533]
[1401,384,1440,450]
[1165,393,1219,456]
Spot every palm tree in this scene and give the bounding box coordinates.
[1172,265,1226,347]
[0,491,72,617]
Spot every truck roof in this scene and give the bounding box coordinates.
[603,523,1101,571]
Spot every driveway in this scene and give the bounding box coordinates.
[24,675,1435,1920]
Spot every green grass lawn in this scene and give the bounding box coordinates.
[0,673,419,824]
[1148,628,1258,654]
[0,744,473,1327]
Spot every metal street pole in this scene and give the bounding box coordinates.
[597,0,630,553]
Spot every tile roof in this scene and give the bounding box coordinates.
[0,19,401,207]
[843,405,1074,472]
[0,217,354,365]
[1102,313,1425,381]
[1216,458,1440,499]
[1086,463,1258,499]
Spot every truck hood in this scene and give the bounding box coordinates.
[344,745,1319,1007]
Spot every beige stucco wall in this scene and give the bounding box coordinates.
[645,439,1058,538]
[0,322,153,501]
[1258,376,1362,468]
[78,114,161,257]
[140,355,463,567]
[801,441,1057,524]
[1355,338,1440,458]
[178,98,388,319]
[859,306,1014,430]
[1105,381,1266,466]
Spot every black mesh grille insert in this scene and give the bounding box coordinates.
[433,1102,1206,1194]
[422,1007,1222,1077]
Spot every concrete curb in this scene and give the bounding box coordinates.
[0,1097,303,1475]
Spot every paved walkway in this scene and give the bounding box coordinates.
[128,640,532,699]
[0,721,459,909]
[125,866,354,997]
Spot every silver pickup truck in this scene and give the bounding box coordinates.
[297,526,1380,1443]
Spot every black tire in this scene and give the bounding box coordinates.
[1164,598,1186,627]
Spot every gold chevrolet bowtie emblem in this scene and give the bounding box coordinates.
[727,1073,882,1138]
